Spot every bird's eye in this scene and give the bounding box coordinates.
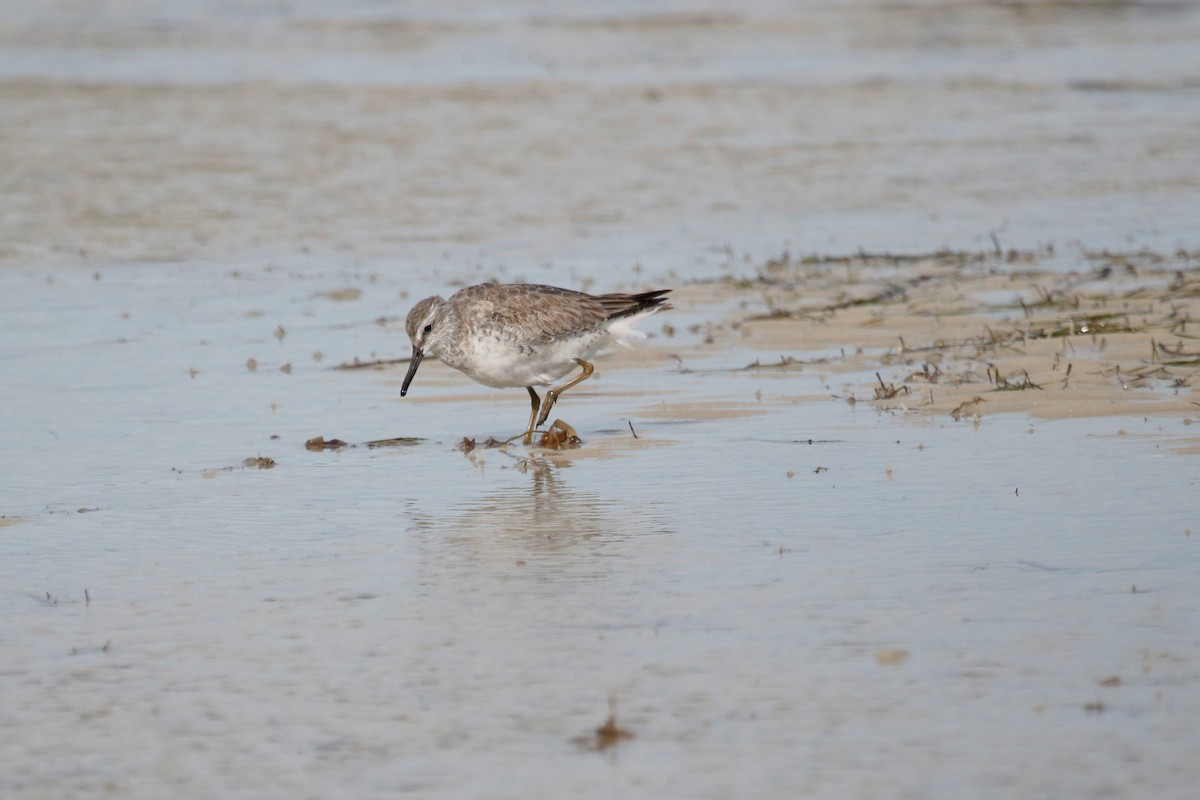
[423,324,433,333]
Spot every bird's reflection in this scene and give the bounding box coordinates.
[412,447,672,578]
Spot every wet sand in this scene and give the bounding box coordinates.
[3,2,1200,799]
[703,249,1200,421]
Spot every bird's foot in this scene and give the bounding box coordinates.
[506,429,536,446]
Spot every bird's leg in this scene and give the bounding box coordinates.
[536,359,594,427]
[520,386,541,445]
[505,387,543,445]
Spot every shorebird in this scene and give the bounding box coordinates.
[401,283,671,444]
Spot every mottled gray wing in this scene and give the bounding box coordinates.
[458,283,612,342]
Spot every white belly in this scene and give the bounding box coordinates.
[445,331,606,388]
[432,307,657,389]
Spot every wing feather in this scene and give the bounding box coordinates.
[452,283,670,342]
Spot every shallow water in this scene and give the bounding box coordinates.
[3,1,1200,798]
[3,259,1198,798]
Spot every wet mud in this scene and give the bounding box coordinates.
[694,248,1200,421]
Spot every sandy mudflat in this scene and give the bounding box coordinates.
[679,249,1200,422]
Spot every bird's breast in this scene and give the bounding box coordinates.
[443,332,600,388]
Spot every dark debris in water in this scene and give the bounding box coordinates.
[538,420,583,450]
[305,436,348,451]
[303,435,423,451]
[69,639,111,656]
[364,437,422,449]
[242,456,277,469]
[459,424,584,452]
[573,698,635,753]
[457,436,508,453]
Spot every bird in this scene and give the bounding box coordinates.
[401,283,671,444]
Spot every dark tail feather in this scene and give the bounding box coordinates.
[601,289,672,320]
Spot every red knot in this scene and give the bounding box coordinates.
[401,283,671,444]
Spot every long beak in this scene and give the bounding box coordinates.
[400,346,423,396]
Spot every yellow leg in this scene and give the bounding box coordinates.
[520,386,541,445]
[536,359,595,427]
